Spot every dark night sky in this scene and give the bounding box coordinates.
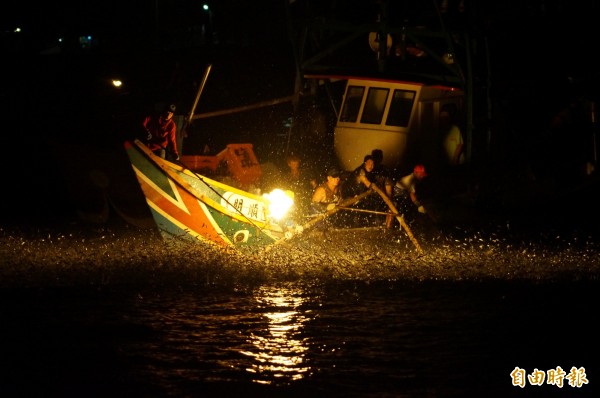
[4,1,599,84]
[4,1,600,138]
[3,1,289,49]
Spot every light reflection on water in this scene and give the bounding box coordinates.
[1,280,599,397]
[242,286,310,383]
[125,284,317,392]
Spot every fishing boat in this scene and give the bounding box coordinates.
[124,139,424,253]
[123,139,296,249]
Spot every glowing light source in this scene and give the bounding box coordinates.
[111,79,123,88]
[263,189,294,221]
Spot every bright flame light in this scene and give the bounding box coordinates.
[264,189,294,221]
[111,79,123,88]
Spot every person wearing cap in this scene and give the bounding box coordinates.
[311,167,341,214]
[143,103,180,160]
[394,164,428,214]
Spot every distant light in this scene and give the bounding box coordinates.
[14,27,22,33]
[442,52,455,65]
[111,79,123,88]
[203,4,209,11]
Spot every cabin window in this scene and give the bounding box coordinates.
[339,86,365,122]
[385,90,416,127]
[360,87,389,124]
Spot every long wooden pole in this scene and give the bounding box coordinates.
[301,189,374,231]
[370,184,423,254]
[267,189,374,250]
[337,207,392,216]
[190,95,295,120]
[187,64,212,126]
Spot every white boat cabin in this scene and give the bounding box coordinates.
[332,77,464,172]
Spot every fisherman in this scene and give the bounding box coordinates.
[343,155,389,196]
[344,154,395,228]
[308,167,343,232]
[311,167,342,213]
[371,149,394,188]
[394,164,428,215]
[143,103,180,161]
[284,153,317,215]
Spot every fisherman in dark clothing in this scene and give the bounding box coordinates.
[344,154,395,228]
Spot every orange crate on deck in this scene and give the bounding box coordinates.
[180,149,226,172]
[224,144,262,189]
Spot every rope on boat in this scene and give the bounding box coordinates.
[174,157,268,232]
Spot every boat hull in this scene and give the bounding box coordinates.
[124,140,284,249]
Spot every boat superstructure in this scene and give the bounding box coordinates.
[324,75,463,171]
[285,0,483,172]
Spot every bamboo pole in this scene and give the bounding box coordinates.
[190,95,295,120]
[337,207,393,216]
[187,64,212,126]
[370,184,424,254]
[301,189,374,231]
[266,190,374,250]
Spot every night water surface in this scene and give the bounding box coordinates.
[1,279,597,397]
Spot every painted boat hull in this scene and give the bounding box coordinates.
[124,140,285,249]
